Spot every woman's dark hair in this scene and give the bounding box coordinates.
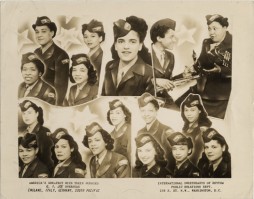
[82,129,114,151]
[82,28,105,42]
[135,138,167,169]
[150,25,171,43]
[198,136,231,167]
[52,133,86,170]
[181,95,212,132]
[106,103,131,125]
[69,58,97,85]
[21,59,45,75]
[110,44,151,65]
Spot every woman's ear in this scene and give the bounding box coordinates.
[138,43,143,51]
[71,148,74,152]
[222,145,226,152]
[35,148,39,155]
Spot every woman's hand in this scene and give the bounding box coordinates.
[155,78,175,91]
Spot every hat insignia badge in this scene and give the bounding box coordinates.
[41,18,51,24]
[24,101,32,108]
[56,131,66,139]
[76,57,87,64]
[173,135,183,143]
[190,100,199,106]
[209,14,220,22]
[92,26,102,32]
[207,130,217,139]
[113,101,122,107]
[124,22,131,31]
[28,55,36,61]
[144,96,154,103]
[140,136,151,144]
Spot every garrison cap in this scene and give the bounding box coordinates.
[32,16,57,37]
[85,122,103,137]
[19,100,40,112]
[135,134,155,148]
[202,128,226,143]
[151,18,176,32]
[206,14,229,27]
[18,133,38,148]
[71,54,90,67]
[21,52,44,74]
[138,92,158,108]
[167,132,193,148]
[82,19,104,34]
[109,99,123,110]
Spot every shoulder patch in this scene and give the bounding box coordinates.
[118,159,128,167]
[61,59,69,64]
[192,172,200,177]
[48,92,55,98]
[75,168,85,176]
[46,132,51,136]
[38,173,48,178]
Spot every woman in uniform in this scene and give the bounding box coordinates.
[180,93,212,165]
[101,15,154,96]
[52,131,86,178]
[198,128,231,178]
[184,14,232,119]
[19,100,54,174]
[18,52,56,105]
[82,19,105,83]
[107,99,131,161]
[133,134,172,178]
[65,54,98,106]
[137,92,175,171]
[167,132,200,178]
[82,122,130,178]
[19,133,50,178]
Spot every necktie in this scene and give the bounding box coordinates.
[24,86,32,97]
[95,159,100,171]
[75,87,81,99]
[160,52,165,67]
[117,71,125,86]
[21,164,29,177]
[208,164,214,177]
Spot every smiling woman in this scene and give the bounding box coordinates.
[82,122,130,178]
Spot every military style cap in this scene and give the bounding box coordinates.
[21,52,45,74]
[206,14,229,27]
[18,133,38,148]
[85,122,103,137]
[202,128,226,143]
[151,18,176,32]
[32,16,57,37]
[138,92,157,108]
[50,128,69,142]
[113,15,148,42]
[71,54,89,66]
[19,100,39,112]
[82,19,104,34]
[182,93,203,107]
[167,132,193,148]
[135,134,155,148]
[109,99,123,110]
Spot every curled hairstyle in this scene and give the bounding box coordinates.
[52,133,86,170]
[150,25,171,43]
[180,94,212,132]
[82,129,114,151]
[69,56,97,85]
[107,103,131,125]
[135,136,167,169]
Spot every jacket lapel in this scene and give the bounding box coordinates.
[110,62,119,87]
[54,158,72,176]
[18,83,27,98]
[27,79,43,97]
[75,84,91,102]
[152,48,164,74]
[96,151,112,177]
[23,158,39,177]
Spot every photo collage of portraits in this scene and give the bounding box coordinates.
[18,13,232,178]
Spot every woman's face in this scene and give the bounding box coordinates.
[109,107,126,126]
[34,25,54,46]
[22,62,41,85]
[22,107,38,126]
[158,29,177,50]
[172,145,190,163]
[204,140,225,163]
[114,30,142,64]
[72,64,88,84]
[54,139,73,161]
[208,21,227,43]
[137,142,156,167]
[83,30,102,50]
[140,103,157,125]
[88,132,107,156]
[183,105,201,123]
[19,145,38,164]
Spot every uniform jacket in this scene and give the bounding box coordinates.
[173,159,200,178]
[133,164,172,178]
[90,47,103,83]
[34,42,69,105]
[65,83,98,106]
[194,31,232,101]
[138,119,174,165]
[18,79,56,105]
[21,124,54,174]
[19,158,50,178]
[101,57,154,96]
[89,151,130,178]
[111,122,131,162]
[198,158,231,178]
[152,48,175,80]
[53,158,85,178]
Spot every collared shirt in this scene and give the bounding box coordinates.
[75,81,87,99]
[146,119,156,131]
[212,157,223,171]
[88,45,100,58]
[117,56,138,86]
[96,150,107,165]
[152,44,165,67]
[41,40,54,54]
[176,158,188,169]
[24,80,39,97]
[53,158,70,176]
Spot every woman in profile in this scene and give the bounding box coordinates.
[82,122,130,178]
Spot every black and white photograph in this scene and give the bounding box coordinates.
[1,1,253,199]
